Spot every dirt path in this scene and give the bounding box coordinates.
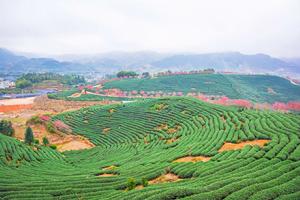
[219,139,270,152]
[68,92,82,98]
[150,173,181,184]
[32,95,115,113]
[0,97,36,113]
[98,173,117,177]
[56,137,94,152]
[0,97,36,105]
[173,156,211,163]
[102,165,117,170]
[267,87,276,94]
[289,79,300,86]
[0,104,33,113]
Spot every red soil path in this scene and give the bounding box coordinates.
[0,104,33,113]
[173,156,211,163]
[219,140,270,152]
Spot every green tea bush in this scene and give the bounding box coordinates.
[0,97,299,199]
[127,178,136,191]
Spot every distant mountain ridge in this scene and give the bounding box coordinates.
[150,52,300,76]
[0,48,299,77]
[0,48,85,74]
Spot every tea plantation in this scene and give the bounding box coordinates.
[103,74,300,103]
[1,97,300,199]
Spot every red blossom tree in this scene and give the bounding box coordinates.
[230,99,252,108]
[287,101,300,111]
[140,90,145,95]
[272,102,288,111]
[86,85,93,90]
[196,94,209,102]
[53,120,72,133]
[215,96,229,105]
[177,92,183,96]
[131,90,138,95]
[254,103,272,110]
[77,85,84,91]
[40,115,50,121]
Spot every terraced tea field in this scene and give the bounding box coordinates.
[102,74,300,103]
[1,97,300,199]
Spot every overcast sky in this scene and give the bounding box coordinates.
[0,0,299,57]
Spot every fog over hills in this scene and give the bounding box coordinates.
[1,48,299,77]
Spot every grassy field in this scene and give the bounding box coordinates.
[1,97,300,199]
[103,74,300,103]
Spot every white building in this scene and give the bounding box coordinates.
[0,80,15,89]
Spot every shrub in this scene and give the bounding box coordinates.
[126,178,136,191]
[26,116,43,125]
[40,115,51,122]
[49,144,57,150]
[34,139,39,144]
[46,122,56,133]
[0,120,14,137]
[42,137,49,146]
[15,79,32,89]
[117,71,138,78]
[141,177,148,187]
[53,120,71,133]
[152,103,168,111]
[272,102,288,111]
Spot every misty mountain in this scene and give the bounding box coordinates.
[54,51,169,74]
[0,48,299,77]
[0,48,87,74]
[150,52,298,74]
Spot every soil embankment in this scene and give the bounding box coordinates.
[1,95,112,151]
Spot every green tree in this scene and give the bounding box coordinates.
[141,177,148,187]
[0,120,14,137]
[117,71,138,78]
[42,137,49,146]
[26,116,43,125]
[46,122,56,133]
[50,144,57,150]
[16,72,85,87]
[24,127,34,145]
[15,79,32,89]
[142,72,150,78]
[126,178,136,190]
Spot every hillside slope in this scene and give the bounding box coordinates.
[1,97,300,199]
[102,74,300,103]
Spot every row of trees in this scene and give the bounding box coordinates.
[116,71,138,78]
[115,69,215,79]
[15,79,33,89]
[15,73,86,89]
[155,69,215,77]
[196,94,300,111]
[24,127,50,146]
[0,120,51,147]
